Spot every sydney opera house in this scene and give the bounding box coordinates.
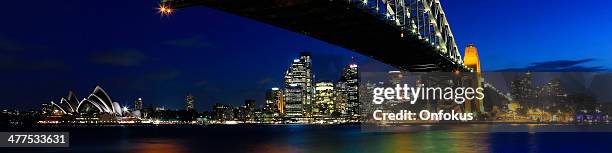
[44,86,137,121]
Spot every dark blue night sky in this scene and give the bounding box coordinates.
[0,0,610,110]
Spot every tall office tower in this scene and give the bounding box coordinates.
[134,97,143,110]
[335,81,348,116]
[314,81,335,116]
[511,72,535,109]
[545,79,565,98]
[284,52,314,118]
[341,63,359,118]
[265,88,284,115]
[388,71,403,85]
[186,93,195,111]
[385,71,405,107]
[243,99,256,121]
[538,78,567,111]
[360,82,384,116]
[462,43,485,113]
[284,84,304,118]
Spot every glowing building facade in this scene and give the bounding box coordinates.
[342,64,359,118]
[283,52,314,118]
[334,81,348,115]
[265,88,284,116]
[47,86,123,116]
[134,98,143,111]
[512,72,535,108]
[314,81,335,116]
[284,84,304,118]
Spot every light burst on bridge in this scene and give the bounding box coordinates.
[157,4,173,16]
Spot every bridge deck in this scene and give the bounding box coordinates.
[162,0,466,72]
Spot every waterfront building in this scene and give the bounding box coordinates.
[537,78,568,112]
[385,71,404,107]
[265,88,283,116]
[213,103,234,121]
[342,64,359,118]
[511,72,536,110]
[284,84,304,118]
[334,81,348,116]
[360,81,384,118]
[244,99,256,121]
[314,81,335,116]
[46,86,122,116]
[388,71,402,85]
[283,52,314,118]
[134,98,143,111]
[42,86,136,123]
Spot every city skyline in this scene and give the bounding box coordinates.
[32,45,612,125]
[2,1,612,153]
[38,51,362,112]
[1,0,611,110]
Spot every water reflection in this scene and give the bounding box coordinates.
[250,143,304,153]
[255,129,492,153]
[8,125,612,153]
[130,139,187,153]
[375,132,489,153]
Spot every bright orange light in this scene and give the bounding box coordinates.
[158,4,173,16]
[463,44,481,73]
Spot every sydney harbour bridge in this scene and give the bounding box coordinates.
[160,0,473,72]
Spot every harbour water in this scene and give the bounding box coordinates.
[3,124,612,153]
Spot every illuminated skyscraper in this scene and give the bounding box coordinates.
[360,81,384,116]
[340,63,359,118]
[284,84,304,118]
[284,52,314,118]
[134,98,143,110]
[186,93,195,111]
[512,72,535,109]
[314,81,335,116]
[265,88,284,115]
[335,81,348,115]
[388,71,403,85]
[385,71,406,107]
[538,78,567,112]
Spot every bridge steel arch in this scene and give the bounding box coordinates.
[161,0,470,72]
